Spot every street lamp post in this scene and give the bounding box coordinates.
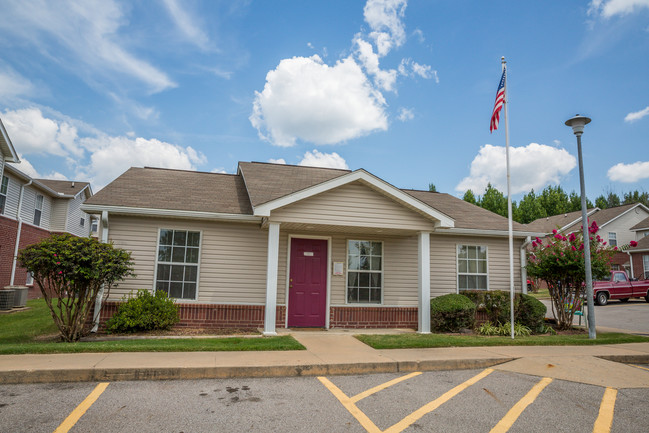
[565,114,596,339]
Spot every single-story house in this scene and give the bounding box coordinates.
[82,162,539,334]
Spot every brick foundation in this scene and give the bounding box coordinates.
[93,302,287,330]
[0,216,51,299]
[329,306,418,329]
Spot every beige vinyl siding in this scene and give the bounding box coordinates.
[2,172,20,218]
[603,207,649,247]
[50,199,68,231]
[66,193,91,236]
[20,187,51,230]
[107,216,269,304]
[271,181,435,231]
[429,234,524,297]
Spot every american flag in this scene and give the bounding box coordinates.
[490,67,506,133]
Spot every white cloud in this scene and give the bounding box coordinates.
[2,108,84,157]
[210,167,227,174]
[9,155,68,180]
[268,158,287,165]
[363,0,408,56]
[162,0,211,51]
[624,106,649,123]
[0,0,175,94]
[79,135,206,189]
[250,55,388,147]
[298,150,349,170]
[398,58,438,81]
[397,107,414,122]
[456,143,577,194]
[0,67,34,99]
[355,37,397,91]
[589,0,649,17]
[607,161,649,182]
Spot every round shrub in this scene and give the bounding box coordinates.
[515,294,546,333]
[107,290,179,333]
[430,294,476,332]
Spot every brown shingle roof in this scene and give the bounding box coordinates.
[631,216,649,231]
[525,209,590,234]
[564,203,641,233]
[403,189,530,232]
[85,167,252,214]
[36,179,90,196]
[238,161,350,207]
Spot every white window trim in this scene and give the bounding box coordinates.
[0,175,8,215]
[25,271,34,286]
[152,228,202,302]
[456,244,490,292]
[608,232,617,247]
[345,239,384,305]
[285,234,332,329]
[33,194,43,226]
[643,255,649,279]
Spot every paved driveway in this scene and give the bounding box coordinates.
[542,299,649,335]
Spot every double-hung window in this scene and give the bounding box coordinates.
[644,255,649,280]
[608,232,617,247]
[33,194,43,226]
[155,229,201,300]
[0,175,8,215]
[347,240,382,303]
[457,245,488,290]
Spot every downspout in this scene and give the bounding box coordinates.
[91,210,109,332]
[520,236,532,295]
[627,252,634,279]
[10,179,32,285]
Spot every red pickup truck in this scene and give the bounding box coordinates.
[593,271,649,305]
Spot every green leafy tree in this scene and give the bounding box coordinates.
[428,183,437,192]
[516,189,547,224]
[538,185,570,217]
[18,234,134,342]
[595,194,608,209]
[480,183,508,217]
[462,189,477,205]
[568,191,593,212]
[623,190,649,207]
[526,222,615,330]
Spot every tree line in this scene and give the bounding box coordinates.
[429,183,648,224]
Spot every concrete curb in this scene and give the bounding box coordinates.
[598,354,649,364]
[0,358,516,385]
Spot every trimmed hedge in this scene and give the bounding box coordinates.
[430,294,476,332]
[107,290,179,333]
[462,290,546,333]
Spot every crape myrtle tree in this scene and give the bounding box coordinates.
[18,234,134,342]
[526,221,616,330]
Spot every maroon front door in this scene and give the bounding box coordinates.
[288,238,328,327]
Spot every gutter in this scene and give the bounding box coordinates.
[10,179,32,285]
[81,204,261,223]
[91,210,109,333]
[627,251,634,279]
[434,227,544,238]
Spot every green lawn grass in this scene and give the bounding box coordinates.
[0,299,304,354]
[356,332,649,349]
[528,288,550,299]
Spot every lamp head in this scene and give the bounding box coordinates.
[565,114,591,136]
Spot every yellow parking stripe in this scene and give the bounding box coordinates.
[318,377,382,433]
[593,387,617,433]
[350,372,422,403]
[489,377,552,433]
[630,364,649,372]
[383,368,494,433]
[53,382,109,433]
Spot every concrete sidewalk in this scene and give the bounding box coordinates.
[2,329,649,387]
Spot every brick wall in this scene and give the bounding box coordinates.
[92,302,287,331]
[631,252,648,280]
[329,306,418,329]
[0,216,50,298]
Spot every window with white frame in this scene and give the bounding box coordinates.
[80,217,85,227]
[0,175,8,215]
[608,232,617,247]
[347,240,382,304]
[644,255,649,280]
[33,194,43,226]
[457,245,488,290]
[25,272,33,286]
[155,229,200,300]
[90,219,98,233]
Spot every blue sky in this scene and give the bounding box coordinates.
[0,0,648,201]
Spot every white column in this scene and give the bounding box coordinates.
[264,222,280,336]
[418,231,431,334]
[521,236,530,294]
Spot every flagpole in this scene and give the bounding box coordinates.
[502,56,515,339]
